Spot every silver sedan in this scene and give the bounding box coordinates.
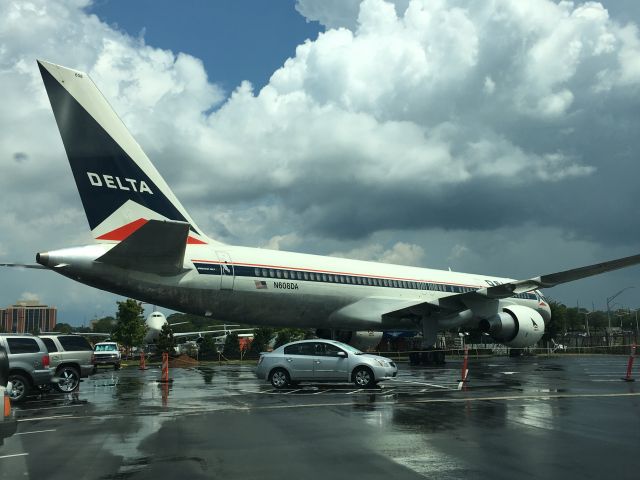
[255,339,398,389]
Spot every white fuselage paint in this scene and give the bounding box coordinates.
[42,242,548,332]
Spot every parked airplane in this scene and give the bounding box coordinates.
[144,311,253,345]
[8,60,640,364]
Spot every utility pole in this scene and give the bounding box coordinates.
[606,287,634,345]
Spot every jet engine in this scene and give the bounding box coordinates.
[478,305,545,348]
[315,329,383,351]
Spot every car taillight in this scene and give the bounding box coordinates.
[42,354,50,368]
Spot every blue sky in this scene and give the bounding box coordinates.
[2,0,640,324]
[88,0,323,93]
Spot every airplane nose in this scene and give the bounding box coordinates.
[36,252,50,267]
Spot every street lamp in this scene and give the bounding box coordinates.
[606,287,634,330]
[606,287,634,346]
[583,310,592,337]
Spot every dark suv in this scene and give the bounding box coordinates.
[39,335,94,392]
[0,334,53,402]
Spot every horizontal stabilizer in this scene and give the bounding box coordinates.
[97,219,190,275]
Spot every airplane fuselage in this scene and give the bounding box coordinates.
[37,241,549,332]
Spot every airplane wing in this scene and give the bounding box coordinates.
[173,328,255,338]
[386,252,640,318]
[471,252,640,299]
[97,219,190,275]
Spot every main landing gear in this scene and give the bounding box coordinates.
[409,348,446,366]
[409,316,446,366]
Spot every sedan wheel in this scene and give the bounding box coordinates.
[353,367,375,388]
[56,366,80,393]
[8,373,29,402]
[270,368,290,389]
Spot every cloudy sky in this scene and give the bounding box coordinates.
[1,0,640,325]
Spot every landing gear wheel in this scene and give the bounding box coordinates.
[270,368,290,389]
[56,366,80,393]
[353,366,375,388]
[8,373,30,403]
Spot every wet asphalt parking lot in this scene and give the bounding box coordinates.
[1,355,639,480]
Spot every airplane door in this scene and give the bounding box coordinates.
[216,251,235,290]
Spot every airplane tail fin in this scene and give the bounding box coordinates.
[37,60,212,245]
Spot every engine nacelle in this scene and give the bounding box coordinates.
[315,329,383,351]
[478,305,545,348]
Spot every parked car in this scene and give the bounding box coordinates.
[39,334,94,392]
[255,339,398,389]
[92,342,121,370]
[0,334,53,402]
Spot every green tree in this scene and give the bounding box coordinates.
[92,316,116,334]
[273,328,306,349]
[53,323,73,334]
[111,298,148,355]
[156,323,176,355]
[223,332,240,359]
[247,327,274,358]
[198,336,219,359]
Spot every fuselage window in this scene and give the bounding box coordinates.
[261,269,268,277]
[383,279,389,287]
[327,274,334,282]
[276,270,283,279]
[303,272,309,280]
[310,272,316,281]
[254,268,261,277]
[283,270,289,279]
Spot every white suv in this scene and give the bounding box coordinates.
[39,335,94,392]
[92,342,121,370]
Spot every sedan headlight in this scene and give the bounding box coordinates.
[373,359,387,367]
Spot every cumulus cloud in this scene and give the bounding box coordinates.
[331,241,424,266]
[1,0,640,318]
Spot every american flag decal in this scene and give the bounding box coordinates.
[255,280,268,289]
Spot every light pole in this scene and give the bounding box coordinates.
[584,310,592,337]
[607,287,634,330]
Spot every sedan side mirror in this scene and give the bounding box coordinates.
[337,351,347,358]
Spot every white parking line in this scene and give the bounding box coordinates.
[17,414,73,422]
[16,429,57,435]
[388,378,452,389]
[283,389,302,395]
[0,453,29,459]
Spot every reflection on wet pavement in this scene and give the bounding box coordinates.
[3,355,639,479]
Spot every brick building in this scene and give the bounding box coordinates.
[0,300,57,333]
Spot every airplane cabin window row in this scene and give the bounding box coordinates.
[193,263,538,300]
